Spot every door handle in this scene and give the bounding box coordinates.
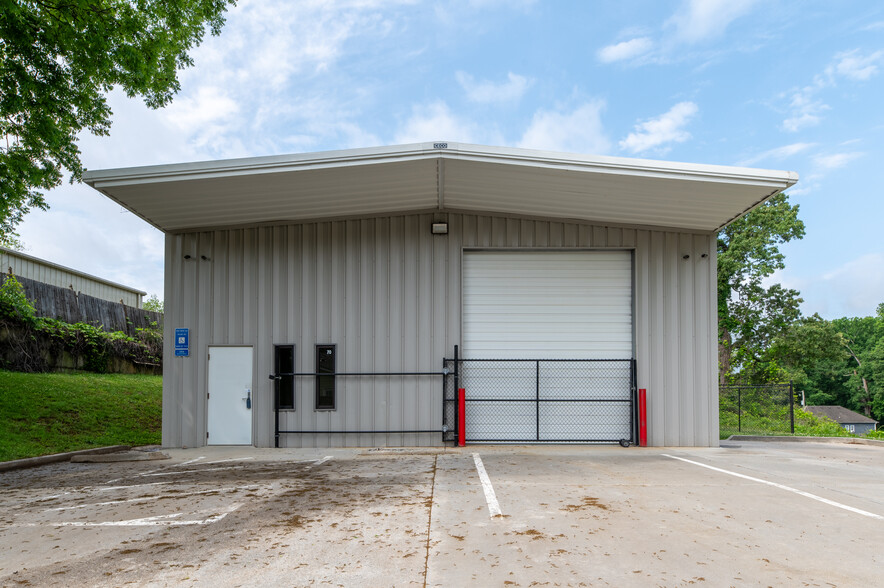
[243,389,252,409]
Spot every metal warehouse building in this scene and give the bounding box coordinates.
[84,142,797,449]
[1,246,146,308]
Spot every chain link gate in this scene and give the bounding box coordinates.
[444,347,636,444]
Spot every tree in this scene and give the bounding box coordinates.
[718,192,805,384]
[0,232,25,250]
[142,293,163,313]
[831,314,884,418]
[763,315,850,404]
[0,0,234,240]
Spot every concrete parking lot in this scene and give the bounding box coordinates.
[1,441,882,586]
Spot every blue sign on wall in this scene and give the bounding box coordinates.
[174,328,189,357]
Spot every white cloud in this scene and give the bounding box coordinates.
[812,152,863,170]
[164,86,240,131]
[456,71,532,103]
[159,0,400,158]
[619,101,698,154]
[394,101,479,144]
[782,112,823,133]
[15,184,165,298]
[830,49,884,81]
[597,37,653,64]
[782,254,884,318]
[737,142,815,167]
[780,78,830,133]
[517,101,611,154]
[780,49,882,132]
[666,0,757,44]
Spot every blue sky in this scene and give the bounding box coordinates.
[17,0,884,318]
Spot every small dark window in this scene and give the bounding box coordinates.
[316,344,336,410]
[274,345,295,410]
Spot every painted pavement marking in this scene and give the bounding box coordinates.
[472,453,502,517]
[663,454,884,520]
[306,456,334,469]
[44,485,260,512]
[51,503,243,527]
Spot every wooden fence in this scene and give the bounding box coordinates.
[2,274,162,336]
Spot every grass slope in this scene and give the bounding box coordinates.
[0,370,162,462]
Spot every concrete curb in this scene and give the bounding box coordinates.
[0,445,130,472]
[729,435,884,447]
[71,451,170,463]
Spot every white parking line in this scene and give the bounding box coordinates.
[19,492,71,505]
[472,453,502,517]
[98,482,171,492]
[663,454,884,520]
[140,465,245,477]
[102,457,207,485]
[45,485,260,511]
[201,457,254,465]
[52,504,242,527]
[306,456,333,469]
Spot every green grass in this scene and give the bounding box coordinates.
[720,402,864,439]
[0,370,162,462]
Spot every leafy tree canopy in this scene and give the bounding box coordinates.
[718,192,805,383]
[142,293,163,313]
[763,314,849,400]
[0,0,233,239]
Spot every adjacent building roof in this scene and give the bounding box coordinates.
[805,405,878,425]
[83,142,798,234]
[0,246,147,296]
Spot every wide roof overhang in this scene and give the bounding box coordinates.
[83,142,798,234]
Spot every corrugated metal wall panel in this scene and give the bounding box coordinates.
[1,250,143,307]
[162,211,718,449]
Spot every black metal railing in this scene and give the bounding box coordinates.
[719,382,794,437]
[445,347,636,444]
[270,369,449,448]
[270,345,637,447]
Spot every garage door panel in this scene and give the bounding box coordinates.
[539,361,633,400]
[461,362,536,400]
[462,250,634,443]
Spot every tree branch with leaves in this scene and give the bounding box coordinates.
[0,0,234,240]
[718,192,805,384]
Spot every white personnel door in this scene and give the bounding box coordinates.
[207,346,253,445]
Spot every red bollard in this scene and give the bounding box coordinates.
[638,388,647,447]
[457,388,466,447]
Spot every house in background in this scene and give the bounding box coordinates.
[805,405,878,435]
[1,246,145,308]
[83,142,797,449]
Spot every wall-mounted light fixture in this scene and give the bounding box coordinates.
[701,253,708,259]
[200,255,210,261]
[183,254,193,260]
[682,254,690,260]
[431,222,449,235]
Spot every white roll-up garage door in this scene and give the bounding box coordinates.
[462,250,634,442]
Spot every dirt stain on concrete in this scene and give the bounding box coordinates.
[562,496,609,512]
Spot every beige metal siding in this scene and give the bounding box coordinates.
[163,212,718,448]
[1,248,145,307]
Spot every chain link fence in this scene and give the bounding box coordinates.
[444,357,635,444]
[719,382,794,437]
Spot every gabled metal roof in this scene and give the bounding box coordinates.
[805,405,878,425]
[83,142,798,234]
